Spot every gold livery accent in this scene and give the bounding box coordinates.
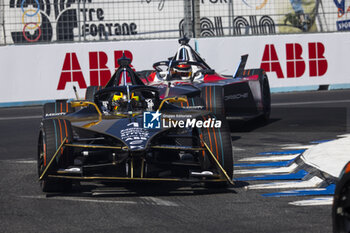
[158,96,188,111]
[71,101,102,119]
[65,143,126,150]
[70,101,104,128]
[39,137,67,180]
[201,140,234,185]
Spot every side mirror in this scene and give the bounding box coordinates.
[70,101,89,108]
[158,96,188,111]
[70,101,102,119]
[166,97,188,103]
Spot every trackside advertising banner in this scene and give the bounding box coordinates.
[0,0,345,44]
[0,32,349,104]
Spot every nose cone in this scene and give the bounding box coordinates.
[105,117,161,151]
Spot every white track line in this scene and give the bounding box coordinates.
[0,115,41,121]
[246,176,323,190]
[289,197,333,206]
[282,145,314,149]
[0,106,42,110]
[270,187,329,193]
[20,195,137,204]
[234,163,298,175]
[238,154,299,162]
[20,195,178,207]
[272,99,350,106]
[280,144,304,147]
[140,197,178,207]
[0,159,36,164]
[232,147,245,151]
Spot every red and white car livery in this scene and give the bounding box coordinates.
[138,37,271,122]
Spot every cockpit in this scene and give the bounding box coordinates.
[152,37,214,83]
[93,55,160,116]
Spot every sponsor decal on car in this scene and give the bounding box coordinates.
[45,112,67,117]
[182,106,205,110]
[120,122,150,149]
[224,92,249,101]
[145,99,155,111]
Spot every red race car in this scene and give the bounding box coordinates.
[137,37,271,123]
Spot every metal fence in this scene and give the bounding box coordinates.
[0,0,345,45]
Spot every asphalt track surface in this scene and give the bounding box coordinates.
[1,89,350,233]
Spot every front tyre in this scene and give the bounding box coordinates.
[333,173,350,233]
[38,119,73,192]
[196,114,233,187]
[43,100,74,118]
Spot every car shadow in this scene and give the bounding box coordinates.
[228,118,281,133]
[45,181,240,198]
[231,136,241,141]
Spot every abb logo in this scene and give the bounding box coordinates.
[57,50,133,90]
[260,42,328,78]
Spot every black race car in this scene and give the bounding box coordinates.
[137,37,271,122]
[38,56,233,192]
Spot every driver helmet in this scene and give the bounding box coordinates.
[111,92,126,112]
[111,92,141,113]
[172,63,192,80]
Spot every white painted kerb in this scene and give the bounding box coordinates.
[301,136,350,178]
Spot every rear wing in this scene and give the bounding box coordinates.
[233,54,248,78]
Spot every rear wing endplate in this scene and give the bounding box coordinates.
[233,54,248,78]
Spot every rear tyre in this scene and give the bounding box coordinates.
[85,86,103,101]
[196,114,233,188]
[43,100,74,118]
[200,86,225,116]
[243,69,271,124]
[38,119,73,192]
